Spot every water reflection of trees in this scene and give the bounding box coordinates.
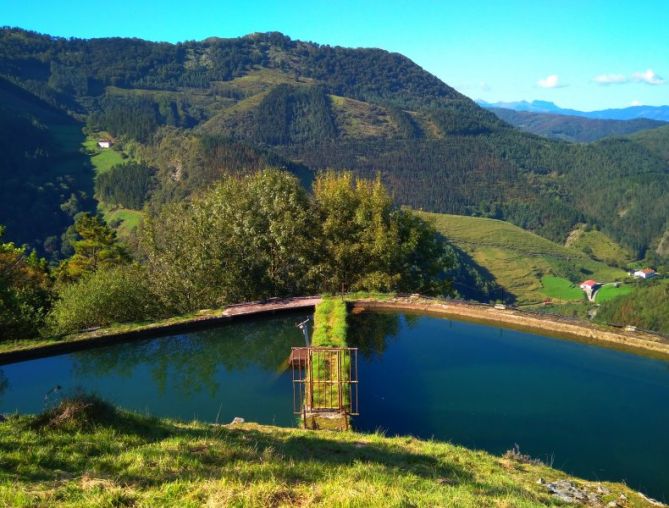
[0,369,8,398]
[70,314,310,396]
[347,311,402,360]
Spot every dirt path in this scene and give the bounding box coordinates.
[222,296,322,317]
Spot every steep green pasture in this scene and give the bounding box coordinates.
[565,225,633,266]
[98,204,143,238]
[84,135,126,174]
[595,284,635,303]
[420,212,626,304]
[539,276,585,301]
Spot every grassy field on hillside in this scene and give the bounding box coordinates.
[83,135,142,237]
[539,276,585,301]
[83,136,126,174]
[420,212,626,304]
[0,397,656,507]
[98,203,143,238]
[565,225,633,266]
[595,284,635,303]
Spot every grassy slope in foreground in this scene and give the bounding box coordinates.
[420,212,626,304]
[0,400,657,507]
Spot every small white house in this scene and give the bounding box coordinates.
[633,268,657,279]
[97,140,112,149]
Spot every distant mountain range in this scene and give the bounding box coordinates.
[477,100,669,122]
[485,107,666,143]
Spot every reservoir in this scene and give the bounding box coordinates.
[1,310,667,500]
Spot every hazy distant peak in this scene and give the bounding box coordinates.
[478,99,669,121]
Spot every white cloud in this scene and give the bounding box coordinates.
[592,69,665,86]
[479,81,491,92]
[537,74,566,89]
[593,73,628,85]
[630,100,643,106]
[632,69,665,85]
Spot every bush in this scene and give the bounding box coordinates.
[0,230,52,340]
[31,394,118,431]
[48,265,161,334]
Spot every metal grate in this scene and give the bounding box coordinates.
[291,347,359,416]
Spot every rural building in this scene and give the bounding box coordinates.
[97,140,112,149]
[579,279,599,302]
[633,268,656,279]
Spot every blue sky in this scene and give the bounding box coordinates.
[2,0,668,110]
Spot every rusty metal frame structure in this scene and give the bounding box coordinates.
[291,347,359,417]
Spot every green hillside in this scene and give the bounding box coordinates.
[565,224,633,266]
[1,28,669,260]
[420,212,627,304]
[596,280,669,334]
[629,124,669,163]
[0,398,657,507]
[0,77,95,256]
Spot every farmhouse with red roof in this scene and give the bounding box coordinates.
[633,268,657,279]
[579,279,600,302]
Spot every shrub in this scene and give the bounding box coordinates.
[31,394,118,431]
[48,265,161,334]
[0,229,53,340]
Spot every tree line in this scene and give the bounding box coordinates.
[1,171,453,340]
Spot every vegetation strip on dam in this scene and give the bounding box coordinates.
[302,297,352,430]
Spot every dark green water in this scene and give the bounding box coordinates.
[1,310,668,500]
[0,312,310,426]
[348,311,669,501]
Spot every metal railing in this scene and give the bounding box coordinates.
[291,347,359,416]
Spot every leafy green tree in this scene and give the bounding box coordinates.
[0,226,52,340]
[392,211,452,295]
[142,170,316,313]
[56,213,130,282]
[312,172,451,295]
[311,172,395,293]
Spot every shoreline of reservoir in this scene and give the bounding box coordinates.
[353,296,669,360]
[2,294,668,364]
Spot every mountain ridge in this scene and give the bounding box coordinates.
[0,27,668,263]
[486,106,667,142]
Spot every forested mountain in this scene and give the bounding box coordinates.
[0,76,95,256]
[487,107,666,142]
[629,125,669,164]
[1,27,668,261]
